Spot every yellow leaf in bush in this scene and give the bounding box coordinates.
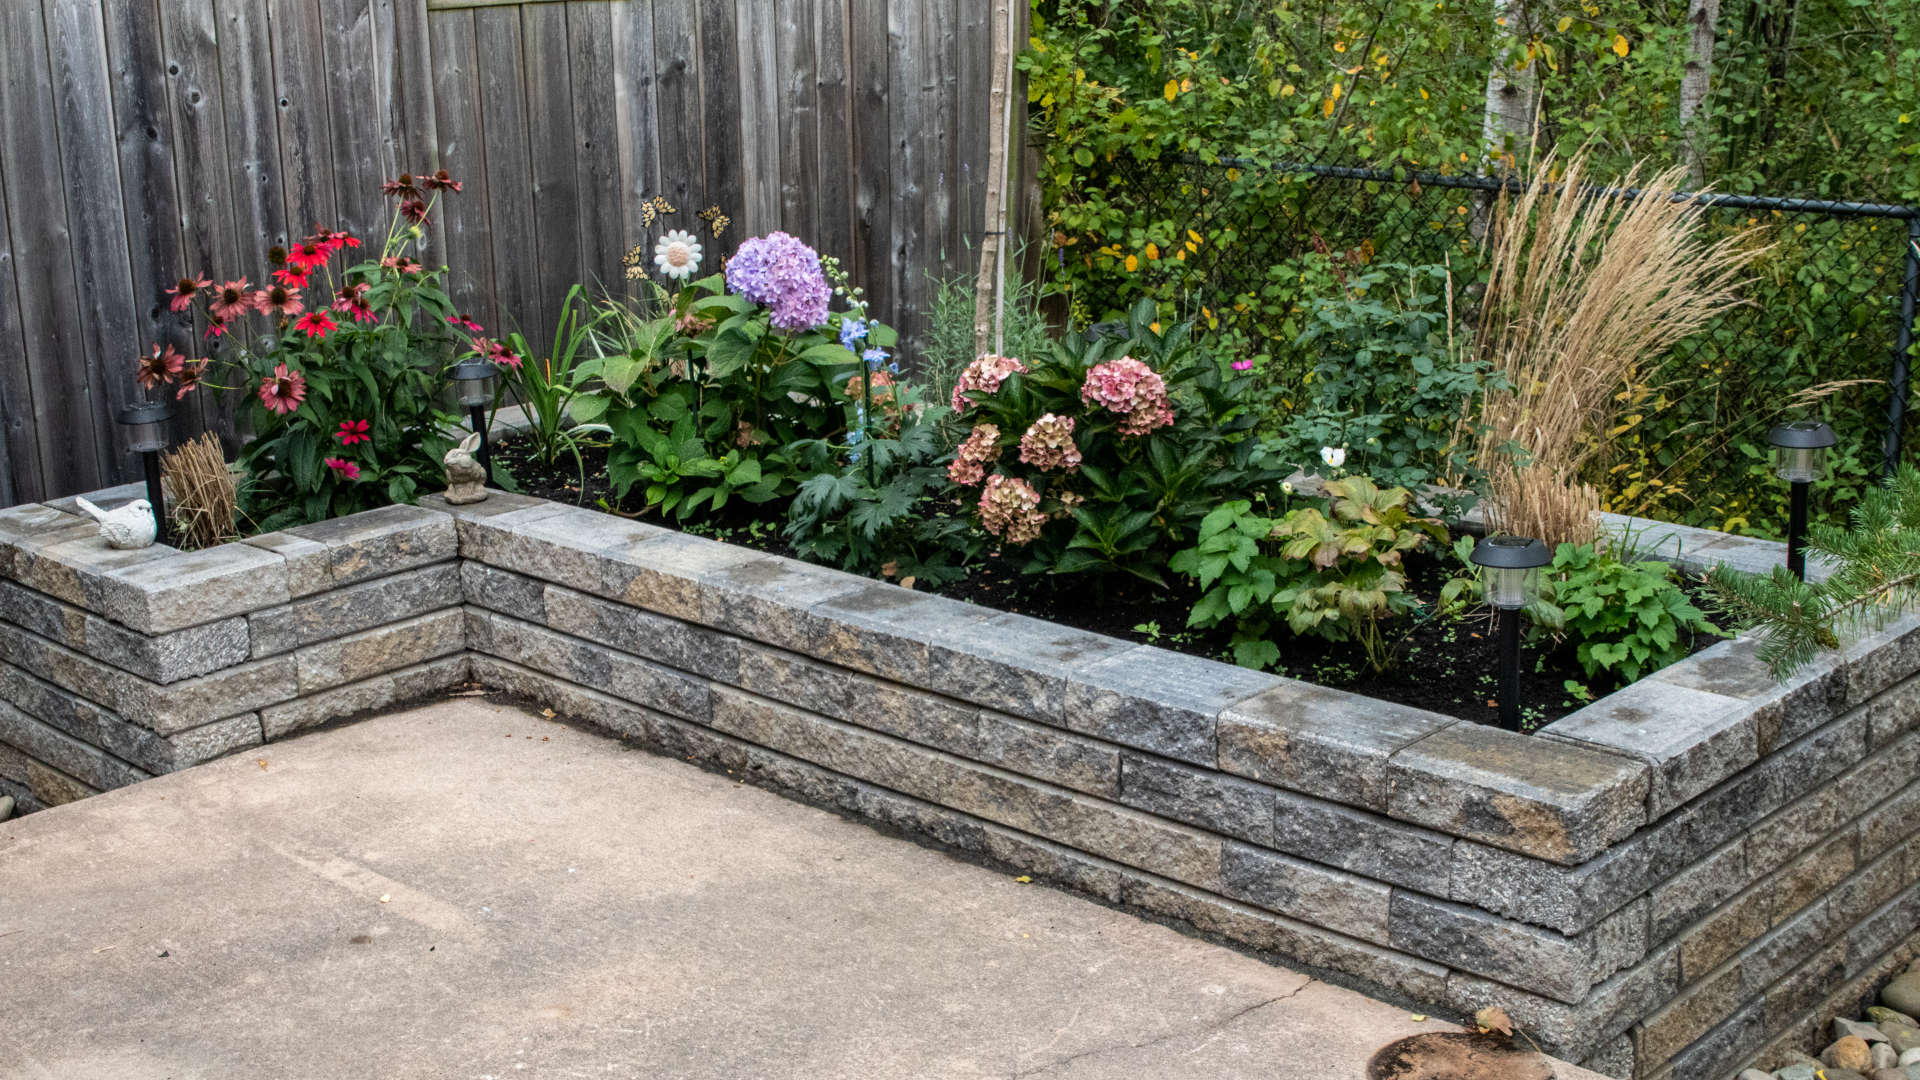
[1164,79,1179,102]
[1557,15,1573,31]
[1612,34,1630,57]
[1145,243,1160,260]
[1124,255,1139,272]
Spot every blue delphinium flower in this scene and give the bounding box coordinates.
[863,346,888,371]
[840,318,869,351]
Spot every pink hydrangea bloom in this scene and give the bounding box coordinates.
[1080,356,1175,436]
[978,474,1048,545]
[1018,413,1081,472]
[950,353,1028,412]
[947,422,1002,486]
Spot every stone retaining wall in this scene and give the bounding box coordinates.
[6,487,1920,1080]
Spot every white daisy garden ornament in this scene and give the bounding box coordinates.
[654,230,704,281]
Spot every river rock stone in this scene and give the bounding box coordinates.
[1843,1018,1894,1043]
[1739,1070,1774,1080]
[1874,1069,1907,1080]
[1877,1042,1902,1070]
[1885,973,1920,1017]
[1901,1047,1920,1066]
[1779,1063,1820,1080]
[1876,1009,1920,1029]
[1831,1037,1877,1072]
[1885,1024,1920,1056]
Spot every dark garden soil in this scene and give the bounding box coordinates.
[492,433,1724,731]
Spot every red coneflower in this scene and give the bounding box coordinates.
[381,256,423,275]
[258,363,306,415]
[208,278,257,321]
[308,226,359,255]
[164,274,211,313]
[293,311,337,339]
[135,344,186,390]
[205,316,228,340]
[382,173,420,199]
[285,242,328,273]
[256,284,304,317]
[421,169,462,193]
[272,265,310,288]
[486,339,524,371]
[323,457,362,481]
[331,282,376,324]
[174,360,207,399]
[335,419,371,446]
[399,198,430,225]
[447,313,483,333]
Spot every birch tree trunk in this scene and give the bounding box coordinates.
[972,0,1016,357]
[1679,0,1722,187]
[1480,0,1538,173]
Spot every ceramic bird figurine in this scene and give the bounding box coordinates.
[73,496,159,550]
[443,431,488,505]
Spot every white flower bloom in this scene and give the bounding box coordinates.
[1282,481,1295,495]
[654,230,704,281]
[1320,446,1347,469]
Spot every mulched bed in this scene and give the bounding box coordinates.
[492,432,1723,730]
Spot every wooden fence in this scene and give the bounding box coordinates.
[0,0,1006,504]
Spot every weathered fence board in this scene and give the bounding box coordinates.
[0,0,1000,502]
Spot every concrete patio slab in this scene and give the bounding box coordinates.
[0,699,1599,1080]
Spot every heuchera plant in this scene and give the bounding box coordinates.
[139,171,506,528]
[946,298,1282,583]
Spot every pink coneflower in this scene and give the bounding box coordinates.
[399,198,430,225]
[382,173,420,199]
[381,256,422,275]
[256,284,304,317]
[204,316,228,340]
[272,265,310,288]
[448,313,483,333]
[332,282,375,324]
[174,360,206,399]
[208,279,257,321]
[323,457,361,481]
[421,169,462,193]
[335,419,370,446]
[285,242,328,273]
[293,311,337,339]
[486,339,523,371]
[164,274,211,313]
[258,363,307,415]
[135,344,186,390]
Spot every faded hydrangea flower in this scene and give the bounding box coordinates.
[725,231,831,331]
[1080,356,1175,437]
[947,422,1002,486]
[950,353,1028,412]
[1018,413,1081,472]
[978,474,1047,545]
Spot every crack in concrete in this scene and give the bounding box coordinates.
[1008,978,1316,1078]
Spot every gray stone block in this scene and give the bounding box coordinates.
[459,562,549,623]
[0,503,87,578]
[685,555,869,650]
[0,698,149,792]
[807,583,996,687]
[1442,947,1681,1062]
[602,529,764,621]
[1741,896,1841,998]
[1387,722,1650,864]
[1847,879,1920,977]
[1830,847,1905,931]
[0,579,249,683]
[292,607,466,693]
[915,611,1136,726]
[1650,838,1747,944]
[287,503,457,586]
[119,656,301,735]
[476,613,709,725]
[1390,890,1598,1003]
[466,654,653,743]
[260,654,471,740]
[1861,783,1920,864]
[1763,937,1847,1033]
[1679,880,1773,982]
[1543,678,1756,817]
[1667,997,1768,1080]
[1219,840,1391,945]
[1655,636,1838,755]
[1581,1033,1637,1080]
[97,541,291,634]
[1770,834,1856,926]
[982,826,1126,903]
[1063,645,1278,765]
[1866,678,1920,751]
[1835,616,1920,711]
[541,583,738,682]
[1270,789,1454,894]
[1217,681,1454,812]
[971,709,1120,798]
[160,713,265,770]
[1449,837,1654,937]
[251,564,463,658]
[1118,753,1272,844]
[11,530,177,613]
[1749,783,1846,878]
[1636,961,1746,1070]
[242,531,333,598]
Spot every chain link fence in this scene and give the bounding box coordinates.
[1062,152,1920,534]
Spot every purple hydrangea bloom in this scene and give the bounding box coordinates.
[725,231,832,332]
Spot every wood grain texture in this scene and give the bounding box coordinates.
[45,0,138,481]
[0,0,991,500]
[569,1,625,295]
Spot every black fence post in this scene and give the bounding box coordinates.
[1890,217,1920,479]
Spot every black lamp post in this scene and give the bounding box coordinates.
[1767,421,1836,581]
[117,400,174,546]
[1470,535,1551,732]
[451,358,497,483]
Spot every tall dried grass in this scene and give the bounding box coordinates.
[161,432,239,550]
[1474,151,1764,546]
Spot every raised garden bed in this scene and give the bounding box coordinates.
[4,485,1919,1080]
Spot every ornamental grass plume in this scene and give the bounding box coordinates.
[979,473,1047,545]
[1471,150,1761,547]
